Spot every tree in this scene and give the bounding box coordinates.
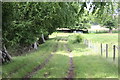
[2,2,117,57]
[91,2,118,32]
[2,2,80,56]
[103,18,118,33]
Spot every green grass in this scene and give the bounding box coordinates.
[2,40,58,78]
[82,33,118,45]
[82,33,118,64]
[32,41,69,78]
[0,67,2,79]
[2,32,118,78]
[32,55,69,78]
[68,41,118,78]
[74,55,118,78]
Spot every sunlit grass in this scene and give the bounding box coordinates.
[32,54,69,78]
[68,42,118,78]
[82,33,118,45]
[74,55,118,78]
[62,33,118,78]
[32,41,69,78]
[82,33,118,64]
[2,32,118,78]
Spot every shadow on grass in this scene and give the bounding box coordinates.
[2,40,58,78]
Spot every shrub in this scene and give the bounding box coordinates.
[75,35,82,43]
[69,34,83,44]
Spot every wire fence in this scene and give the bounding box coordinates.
[83,39,119,62]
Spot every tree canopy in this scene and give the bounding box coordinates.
[2,2,118,55]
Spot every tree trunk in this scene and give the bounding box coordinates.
[2,45,12,63]
[33,42,38,50]
[38,38,43,44]
[44,35,49,40]
[0,50,2,64]
[42,34,46,43]
[109,28,112,33]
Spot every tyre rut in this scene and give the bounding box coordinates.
[22,43,58,79]
[65,44,75,80]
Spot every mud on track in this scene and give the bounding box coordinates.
[23,54,53,79]
[64,44,75,80]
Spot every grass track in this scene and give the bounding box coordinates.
[32,41,69,78]
[2,33,118,78]
[2,40,57,78]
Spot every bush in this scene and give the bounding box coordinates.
[69,34,83,44]
[75,35,82,43]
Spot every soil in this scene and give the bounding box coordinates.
[65,44,75,80]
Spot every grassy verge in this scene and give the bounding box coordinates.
[68,41,118,78]
[65,33,118,78]
[74,55,118,78]
[82,33,118,64]
[2,40,57,78]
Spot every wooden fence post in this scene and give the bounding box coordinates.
[87,40,88,47]
[86,39,87,46]
[106,44,108,58]
[113,45,116,61]
[85,39,86,45]
[101,43,102,56]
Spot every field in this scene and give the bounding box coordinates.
[2,32,118,78]
[82,33,118,44]
[82,33,118,65]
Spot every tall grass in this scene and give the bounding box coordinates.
[68,40,118,78]
[2,40,57,78]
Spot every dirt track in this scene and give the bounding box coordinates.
[22,43,58,79]
[65,44,75,80]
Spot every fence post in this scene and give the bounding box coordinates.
[84,39,86,45]
[88,41,90,48]
[101,43,102,56]
[106,44,108,58]
[85,39,87,46]
[87,40,89,46]
[113,45,116,61]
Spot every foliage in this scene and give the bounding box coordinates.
[68,34,83,44]
[74,35,83,43]
[103,18,118,30]
[2,2,79,53]
[2,2,118,55]
[92,2,118,29]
